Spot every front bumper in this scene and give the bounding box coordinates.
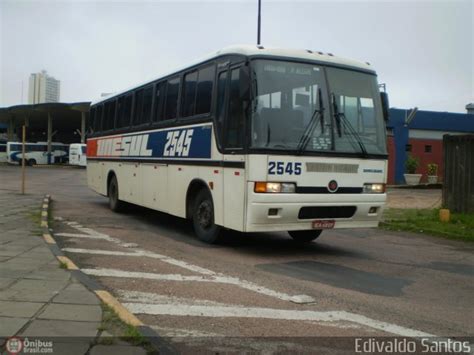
[245,183,386,232]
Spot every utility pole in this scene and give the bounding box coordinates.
[257,0,262,45]
[21,125,26,194]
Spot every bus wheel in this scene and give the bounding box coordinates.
[192,189,221,243]
[27,159,36,166]
[288,230,322,243]
[108,175,125,212]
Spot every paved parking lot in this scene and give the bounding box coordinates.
[1,165,472,352]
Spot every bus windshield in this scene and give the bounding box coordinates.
[250,59,387,156]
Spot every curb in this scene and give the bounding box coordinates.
[40,195,175,354]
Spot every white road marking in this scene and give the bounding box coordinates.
[124,302,436,338]
[57,222,315,304]
[55,233,118,241]
[81,267,313,303]
[62,247,216,276]
[118,290,359,331]
[58,220,451,342]
[83,268,213,282]
[117,290,233,307]
[150,326,222,338]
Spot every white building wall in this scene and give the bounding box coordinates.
[28,70,60,104]
[409,129,469,140]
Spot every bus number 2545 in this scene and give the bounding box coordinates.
[163,129,194,157]
[268,161,302,175]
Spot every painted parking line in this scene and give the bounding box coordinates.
[116,290,436,338]
[80,266,314,304]
[124,303,436,338]
[57,219,316,304]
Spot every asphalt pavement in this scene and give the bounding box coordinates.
[0,165,472,353]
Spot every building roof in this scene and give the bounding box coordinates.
[387,108,474,133]
[0,101,90,118]
[0,102,90,126]
[92,44,375,105]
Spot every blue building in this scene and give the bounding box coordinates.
[386,107,474,184]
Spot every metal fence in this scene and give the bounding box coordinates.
[442,134,474,213]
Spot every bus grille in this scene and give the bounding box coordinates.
[298,206,357,219]
[306,162,359,173]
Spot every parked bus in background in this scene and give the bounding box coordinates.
[0,140,6,163]
[69,143,87,167]
[7,142,68,166]
[87,45,389,243]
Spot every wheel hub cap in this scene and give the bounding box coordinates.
[197,201,212,229]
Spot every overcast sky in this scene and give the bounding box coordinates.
[1,0,472,113]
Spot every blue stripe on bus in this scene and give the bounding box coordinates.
[147,125,212,159]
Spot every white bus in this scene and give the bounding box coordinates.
[69,143,87,167]
[87,45,389,243]
[7,142,68,165]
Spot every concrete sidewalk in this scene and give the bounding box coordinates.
[386,187,442,209]
[0,191,146,354]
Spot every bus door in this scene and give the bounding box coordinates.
[217,64,247,231]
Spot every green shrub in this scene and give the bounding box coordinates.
[405,154,419,174]
[427,163,438,176]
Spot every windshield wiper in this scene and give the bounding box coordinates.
[331,93,368,157]
[296,88,324,155]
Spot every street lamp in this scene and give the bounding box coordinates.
[257,0,261,45]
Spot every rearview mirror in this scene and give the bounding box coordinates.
[380,92,390,122]
[239,66,251,101]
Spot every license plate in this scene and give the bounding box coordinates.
[312,220,335,229]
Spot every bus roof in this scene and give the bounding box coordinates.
[92,44,375,106]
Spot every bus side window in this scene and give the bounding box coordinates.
[195,65,214,115]
[142,85,153,124]
[164,77,180,120]
[225,68,245,149]
[95,105,103,132]
[104,100,116,131]
[216,71,228,148]
[133,89,144,126]
[89,107,96,133]
[153,81,166,122]
[182,71,198,117]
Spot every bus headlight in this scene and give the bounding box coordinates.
[363,183,386,193]
[255,182,296,193]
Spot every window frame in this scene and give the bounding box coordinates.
[163,76,181,122]
[194,64,216,117]
[214,68,230,151]
[102,99,117,132]
[179,63,216,122]
[181,70,198,118]
[222,64,247,152]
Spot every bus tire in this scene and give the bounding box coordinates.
[27,159,36,166]
[108,175,126,213]
[192,189,221,243]
[288,230,322,243]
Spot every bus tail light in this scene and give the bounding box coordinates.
[254,182,296,193]
[363,183,386,193]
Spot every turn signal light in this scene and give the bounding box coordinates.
[254,182,296,193]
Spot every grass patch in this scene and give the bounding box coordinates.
[28,209,43,235]
[381,208,474,242]
[58,261,68,269]
[123,324,147,346]
[97,303,153,352]
[28,209,42,224]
